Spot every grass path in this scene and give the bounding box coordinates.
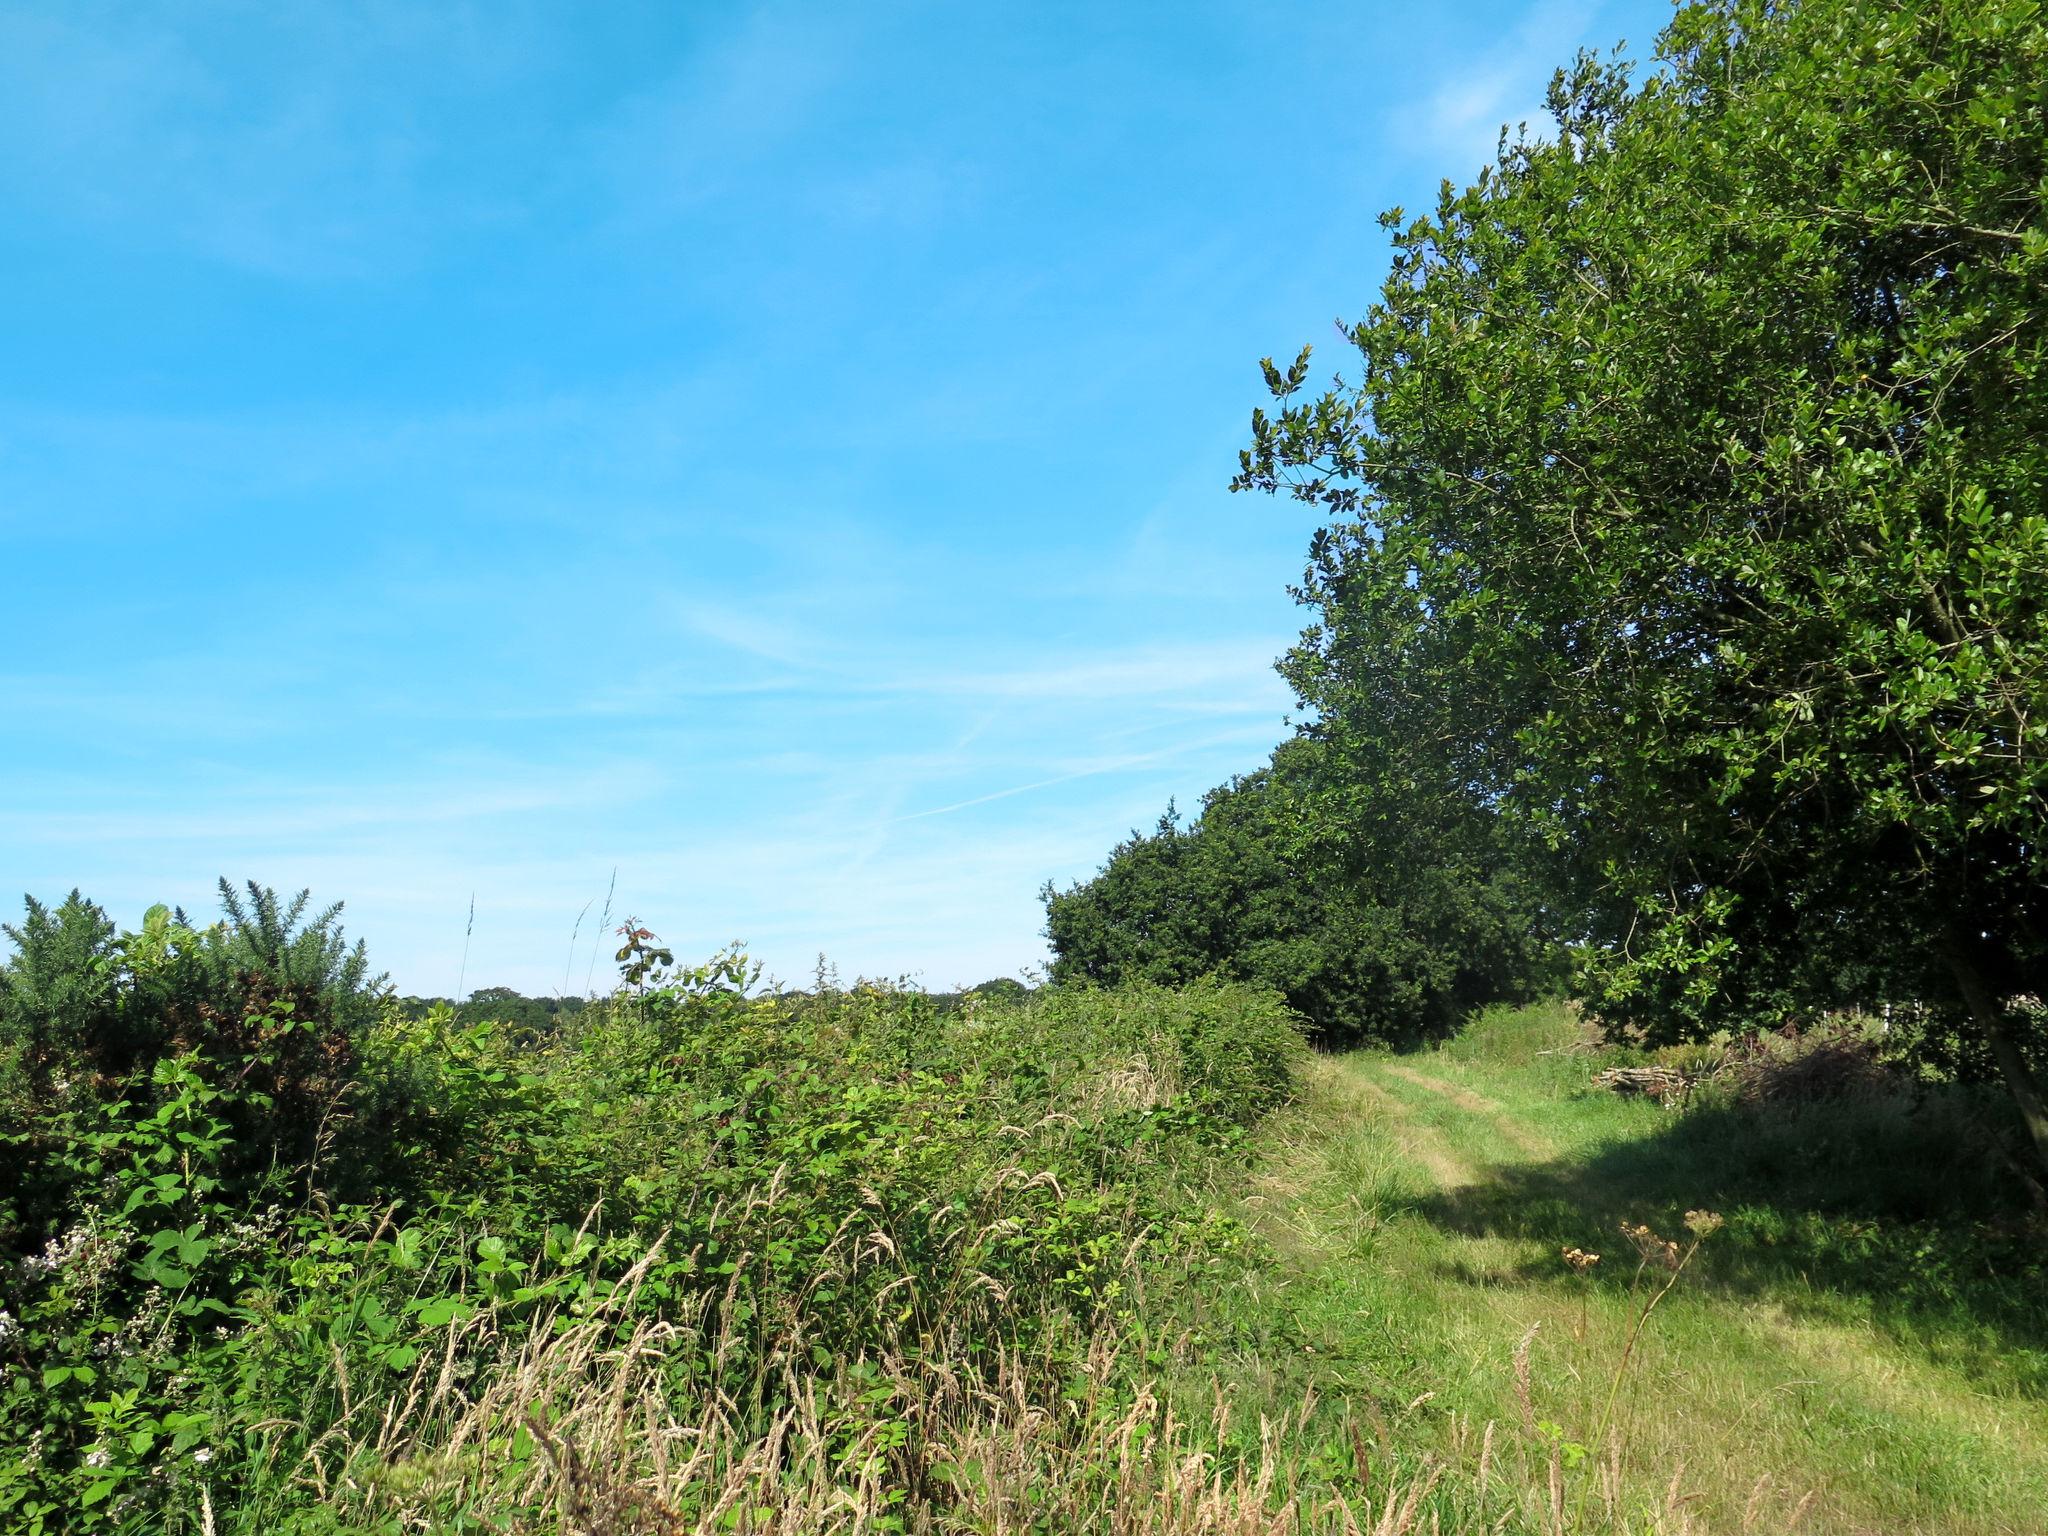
[1344,1067,1481,1190]
[1376,1059,1557,1159]
[1197,1002,2048,1535]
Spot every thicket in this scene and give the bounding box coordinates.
[0,884,1307,1533]
[1044,739,1554,1044]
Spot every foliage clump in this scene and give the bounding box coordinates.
[0,888,1305,1533]
[1045,738,1554,1044]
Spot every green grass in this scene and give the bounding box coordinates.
[1170,1001,2048,1535]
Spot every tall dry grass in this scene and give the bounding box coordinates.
[245,1204,1775,1536]
[285,1231,1411,1534]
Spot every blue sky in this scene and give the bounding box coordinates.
[0,0,1671,996]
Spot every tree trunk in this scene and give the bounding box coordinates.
[1944,928,2048,1183]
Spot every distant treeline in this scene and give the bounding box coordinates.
[399,976,1035,1032]
[392,987,590,1033]
[1044,0,2048,1175]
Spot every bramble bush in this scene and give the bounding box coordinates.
[0,887,1306,1533]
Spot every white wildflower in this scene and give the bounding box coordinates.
[192,1447,214,1465]
[22,1225,91,1280]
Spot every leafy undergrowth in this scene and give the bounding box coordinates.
[1,918,1328,1534]
[1185,1001,2048,1535]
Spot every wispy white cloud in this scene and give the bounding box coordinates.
[883,641,1278,704]
[670,600,1288,711]
[676,600,836,674]
[0,760,655,846]
[889,724,1275,824]
[584,5,847,225]
[0,2,550,278]
[1397,0,1601,178]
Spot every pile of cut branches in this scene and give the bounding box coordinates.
[1592,1064,1695,1103]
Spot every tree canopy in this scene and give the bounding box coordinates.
[1235,0,2048,1165]
[1044,738,1553,1043]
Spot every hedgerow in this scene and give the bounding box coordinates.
[0,888,1306,1532]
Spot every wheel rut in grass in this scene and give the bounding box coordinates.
[1281,1016,2048,1536]
[1340,1065,1481,1191]
[1375,1061,1557,1161]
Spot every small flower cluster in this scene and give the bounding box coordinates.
[1560,1246,1600,1274]
[1617,1209,1723,1273]
[214,1207,284,1260]
[1619,1221,1681,1272]
[18,1222,119,1293]
[113,1286,176,1365]
[19,1225,90,1280]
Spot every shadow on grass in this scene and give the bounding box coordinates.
[1401,1087,2048,1392]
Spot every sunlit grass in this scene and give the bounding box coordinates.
[1171,1001,2048,1535]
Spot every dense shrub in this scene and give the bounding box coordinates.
[1,886,390,1239]
[1045,738,1554,1045]
[0,892,1305,1533]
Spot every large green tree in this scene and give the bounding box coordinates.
[1043,738,1551,1042]
[1236,0,2048,1167]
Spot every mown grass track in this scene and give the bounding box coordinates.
[1192,1002,2048,1535]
